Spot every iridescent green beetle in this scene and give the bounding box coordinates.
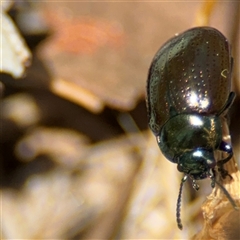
[146,27,236,229]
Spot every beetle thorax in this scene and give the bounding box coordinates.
[157,113,222,165]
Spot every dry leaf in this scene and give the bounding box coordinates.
[1,9,31,78]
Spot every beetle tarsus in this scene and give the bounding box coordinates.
[218,166,233,180]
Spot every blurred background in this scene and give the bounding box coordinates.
[1,1,239,239]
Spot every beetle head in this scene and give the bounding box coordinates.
[177,149,216,182]
[176,151,238,230]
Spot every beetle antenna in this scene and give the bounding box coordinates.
[176,175,188,230]
[215,179,239,210]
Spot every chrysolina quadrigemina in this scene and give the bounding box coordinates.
[146,26,236,229]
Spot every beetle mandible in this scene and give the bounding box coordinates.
[146,27,236,229]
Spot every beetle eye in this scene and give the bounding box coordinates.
[206,159,215,167]
[177,163,184,172]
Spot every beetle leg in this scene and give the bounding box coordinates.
[218,167,232,180]
[208,168,216,188]
[217,141,233,179]
[217,160,233,180]
[213,151,237,209]
[212,167,238,209]
[217,92,236,116]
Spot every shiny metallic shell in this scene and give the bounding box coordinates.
[147,27,232,135]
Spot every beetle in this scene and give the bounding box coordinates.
[146,27,236,229]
